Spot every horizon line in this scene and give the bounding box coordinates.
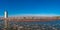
[8,14,60,17]
[0,14,60,17]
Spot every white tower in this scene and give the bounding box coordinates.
[4,10,8,18]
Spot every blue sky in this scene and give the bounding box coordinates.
[0,0,60,16]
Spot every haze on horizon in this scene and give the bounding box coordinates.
[7,14,60,17]
[0,0,60,16]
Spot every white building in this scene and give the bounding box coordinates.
[4,10,8,18]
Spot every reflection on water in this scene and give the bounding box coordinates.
[0,20,60,30]
[9,20,60,25]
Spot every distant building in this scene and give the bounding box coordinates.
[4,10,8,18]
